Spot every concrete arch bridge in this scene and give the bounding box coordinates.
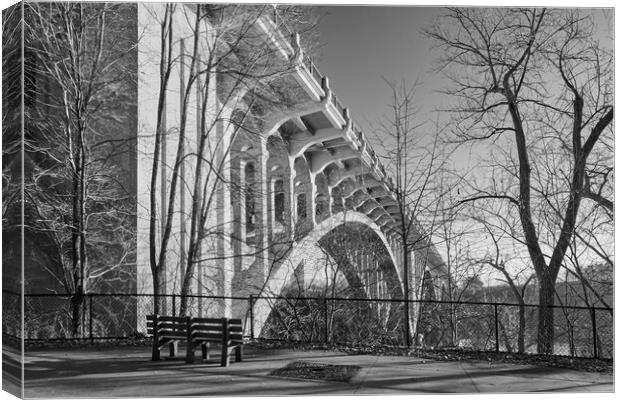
[135,5,446,342]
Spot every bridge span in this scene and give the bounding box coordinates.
[135,4,446,340]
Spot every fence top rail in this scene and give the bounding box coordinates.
[249,295,614,311]
[6,290,612,312]
[11,291,250,301]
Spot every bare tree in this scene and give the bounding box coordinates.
[473,212,534,353]
[372,79,452,347]
[2,3,24,297]
[23,2,137,336]
[434,180,486,346]
[178,5,318,315]
[428,8,613,353]
[142,4,319,317]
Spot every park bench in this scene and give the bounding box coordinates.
[146,314,187,361]
[186,317,243,366]
[147,315,243,367]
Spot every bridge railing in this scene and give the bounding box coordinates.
[264,8,325,88]
[5,290,612,360]
[265,8,372,154]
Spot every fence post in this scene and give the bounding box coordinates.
[591,307,598,359]
[494,303,499,353]
[323,298,329,344]
[249,295,255,340]
[89,294,94,343]
[172,294,176,317]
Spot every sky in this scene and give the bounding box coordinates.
[314,6,445,136]
[311,7,615,286]
[313,6,614,136]
[312,6,613,165]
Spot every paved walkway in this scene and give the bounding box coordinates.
[18,345,612,397]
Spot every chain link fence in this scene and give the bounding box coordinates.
[3,290,612,359]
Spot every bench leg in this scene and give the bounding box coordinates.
[220,346,229,367]
[235,345,243,362]
[186,340,195,364]
[152,339,161,361]
[202,343,209,361]
[169,341,177,358]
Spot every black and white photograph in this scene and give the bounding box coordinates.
[1,1,615,397]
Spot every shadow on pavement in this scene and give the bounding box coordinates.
[21,346,613,396]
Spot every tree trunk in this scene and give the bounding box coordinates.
[401,243,411,347]
[537,272,556,354]
[518,302,525,353]
[71,138,84,337]
[71,294,83,337]
[179,265,193,317]
[152,269,161,315]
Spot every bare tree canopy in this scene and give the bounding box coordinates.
[21,2,138,336]
[427,8,613,354]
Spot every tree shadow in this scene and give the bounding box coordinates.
[22,347,612,396]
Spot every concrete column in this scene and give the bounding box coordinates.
[307,172,317,227]
[326,186,333,217]
[268,177,275,240]
[216,112,233,317]
[314,172,330,224]
[379,269,385,298]
[256,139,271,283]
[359,251,364,288]
[238,160,248,243]
[363,252,369,296]
[287,156,296,239]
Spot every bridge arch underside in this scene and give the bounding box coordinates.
[251,212,405,340]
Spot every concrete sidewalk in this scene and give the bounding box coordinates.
[20,345,612,397]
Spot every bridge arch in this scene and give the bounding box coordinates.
[251,210,405,336]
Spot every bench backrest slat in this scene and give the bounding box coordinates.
[158,316,186,323]
[147,315,185,321]
[192,317,224,324]
[191,323,221,330]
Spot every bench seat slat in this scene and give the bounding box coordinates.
[192,333,224,341]
[153,329,186,336]
[154,330,186,337]
[157,337,183,343]
[158,331,187,337]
